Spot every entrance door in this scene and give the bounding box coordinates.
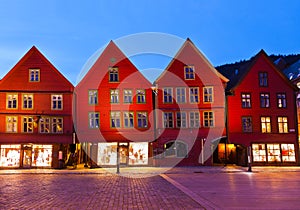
[23,146,32,168]
[119,143,128,165]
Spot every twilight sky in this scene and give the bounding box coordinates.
[0,0,299,84]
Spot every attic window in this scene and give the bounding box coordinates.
[184,65,195,80]
[259,72,268,87]
[29,69,40,82]
[109,67,119,82]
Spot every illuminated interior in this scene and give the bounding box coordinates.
[0,145,21,167]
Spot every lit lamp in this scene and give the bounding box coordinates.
[33,115,41,128]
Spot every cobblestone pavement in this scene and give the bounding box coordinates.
[0,173,203,210]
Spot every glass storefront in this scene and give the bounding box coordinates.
[97,143,117,165]
[0,145,21,167]
[252,143,296,163]
[129,142,148,165]
[0,144,53,168]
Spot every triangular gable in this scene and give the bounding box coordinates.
[229,50,297,91]
[0,46,73,91]
[155,38,228,84]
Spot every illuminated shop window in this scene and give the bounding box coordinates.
[51,95,63,110]
[261,117,271,133]
[176,87,186,103]
[164,141,188,158]
[22,116,33,133]
[136,89,146,104]
[22,94,33,109]
[0,145,21,167]
[129,142,148,165]
[97,143,117,165]
[123,90,133,104]
[203,111,214,127]
[176,112,187,128]
[6,116,18,133]
[163,88,173,103]
[7,94,18,109]
[88,90,98,105]
[277,93,287,108]
[203,87,213,103]
[110,89,119,104]
[184,65,195,80]
[137,112,148,128]
[31,145,52,167]
[278,117,288,133]
[252,144,266,162]
[189,87,199,103]
[281,144,296,162]
[29,69,40,82]
[123,112,134,128]
[189,112,200,128]
[89,112,100,128]
[267,144,281,162]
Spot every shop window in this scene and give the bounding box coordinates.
[31,145,52,167]
[267,144,281,162]
[97,143,117,165]
[281,144,296,162]
[136,89,146,104]
[189,112,200,128]
[88,90,98,105]
[189,87,199,103]
[129,142,148,165]
[0,145,21,167]
[164,141,188,158]
[252,144,266,162]
[176,87,186,103]
[51,94,63,110]
[203,87,213,103]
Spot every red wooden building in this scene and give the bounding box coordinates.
[0,46,74,168]
[75,41,154,167]
[218,50,298,166]
[154,38,228,166]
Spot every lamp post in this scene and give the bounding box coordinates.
[116,142,120,174]
[247,146,252,172]
[151,84,158,166]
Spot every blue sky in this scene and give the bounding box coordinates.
[0,0,299,84]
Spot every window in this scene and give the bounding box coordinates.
[267,144,281,162]
[281,144,296,162]
[165,141,188,158]
[123,112,134,128]
[109,67,119,82]
[252,144,266,162]
[260,93,270,108]
[111,111,121,128]
[39,117,50,133]
[278,117,288,133]
[88,90,98,105]
[259,72,268,87]
[89,112,100,129]
[136,89,146,104]
[163,112,173,128]
[184,65,195,80]
[242,117,252,132]
[261,117,271,133]
[241,93,251,108]
[189,112,200,128]
[203,87,213,103]
[124,90,133,104]
[51,95,63,110]
[189,87,199,103]
[52,117,63,133]
[22,117,33,133]
[137,112,148,128]
[6,116,17,133]
[277,93,287,108]
[163,88,173,103]
[29,69,40,82]
[7,94,18,109]
[22,94,33,109]
[110,89,119,104]
[176,112,187,128]
[203,111,214,127]
[176,88,186,103]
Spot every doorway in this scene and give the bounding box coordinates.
[22,145,32,168]
[119,143,128,165]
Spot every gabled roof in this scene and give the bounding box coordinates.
[0,46,73,91]
[217,49,297,91]
[283,59,300,80]
[155,38,228,84]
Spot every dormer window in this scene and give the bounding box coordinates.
[184,65,195,80]
[29,69,40,82]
